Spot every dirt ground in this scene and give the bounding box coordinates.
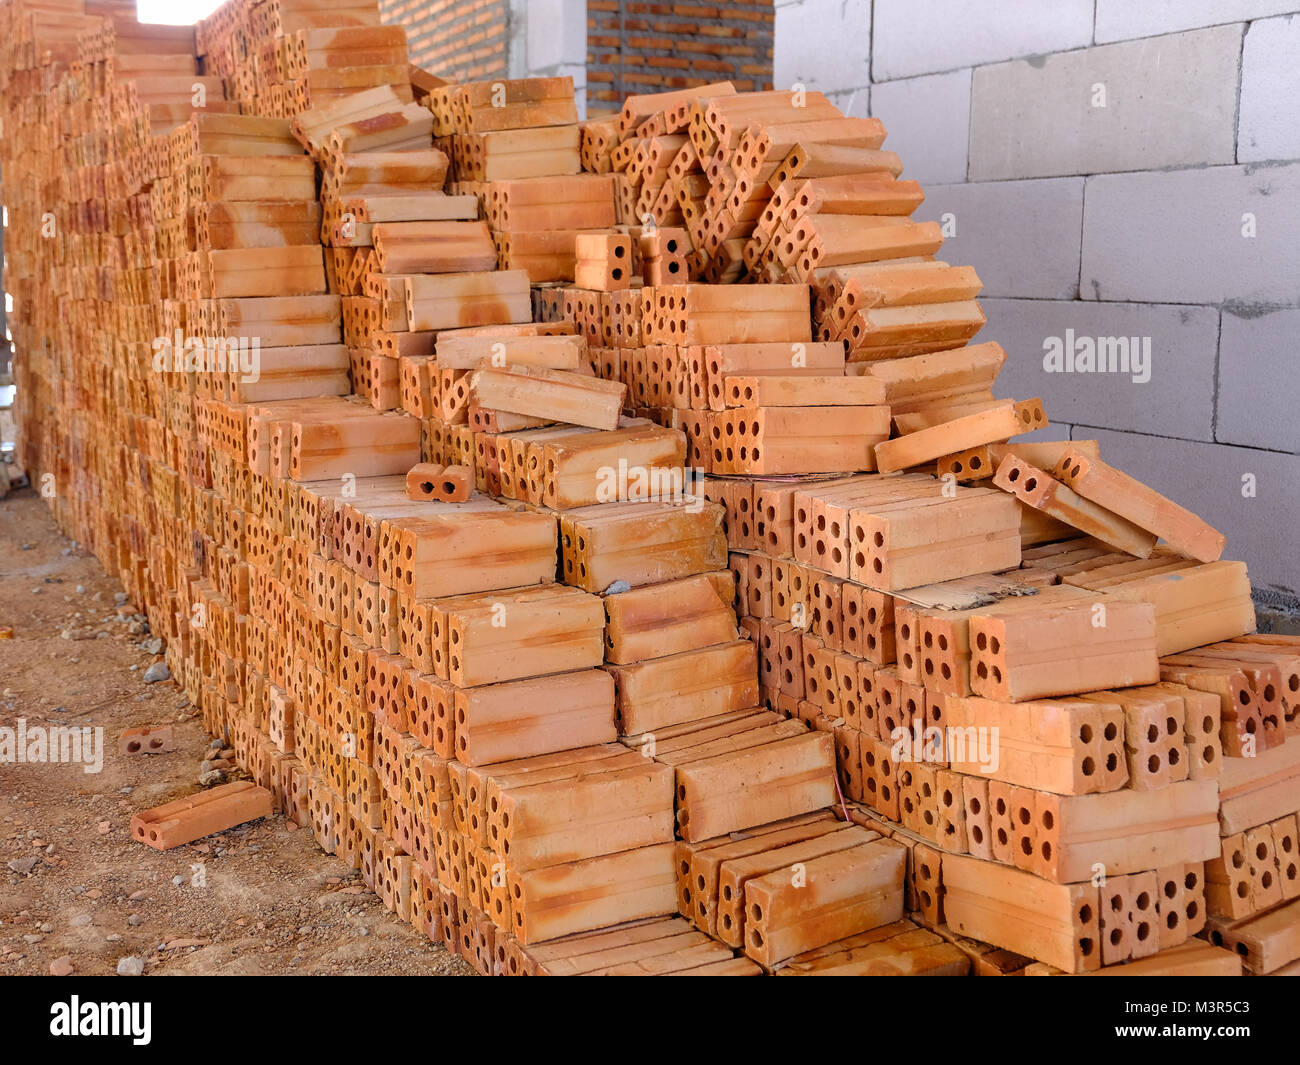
[0,489,473,976]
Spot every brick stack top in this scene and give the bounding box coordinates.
[1,0,1294,977]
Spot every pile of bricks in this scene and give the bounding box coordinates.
[2,0,1296,977]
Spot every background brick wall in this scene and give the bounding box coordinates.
[379,0,509,81]
[775,0,1300,610]
[587,1,774,109]
[382,0,589,108]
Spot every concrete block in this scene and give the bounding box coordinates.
[774,0,871,94]
[1096,0,1300,44]
[969,26,1242,180]
[918,178,1083,299]
[1014,420,1072,446]
[1239,15,1300,162]
[986,299,1218,441]
[517,0,587,123]
[869,70,971,185]
[826,86,870,119]
[872,0,1092,81]
[1217,308,1300,453]
[1081,162,1300,305]
[529,0,586,68]
[1080,428,1300,597]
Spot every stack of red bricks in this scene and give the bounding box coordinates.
[3,0,1296,977]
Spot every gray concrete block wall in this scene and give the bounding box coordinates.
[1093,0,1299,42]
[1217,309,1300,453]
[869,71,970,184]
[870,0,1093,79]
[1080,163,1300,304]
[981,299,1220,441]
[770,0,1300,604]
[967,26,1241,179]
[917,179,1083,298]
[507,0,588,115]
[774,0,871,101]
[1239,15,1300,160]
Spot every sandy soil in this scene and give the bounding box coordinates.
[0,489,473,976]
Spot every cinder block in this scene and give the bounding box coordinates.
[1217,308,1300,453]
[983,298,1218,441]
[969,27,1241,180]
[1081,162,1300,304]
[872,0,1092,81]
[1080,428,1300,596]
[869,70,971,185]
[774,0,872,95]
[918,178,1083,298]
[1095,0,1298,44]
[1239,15,1300,162]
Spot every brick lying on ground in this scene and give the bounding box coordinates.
[118,725,176,756]
[131,782,274,851]
[3,0,1293,977]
